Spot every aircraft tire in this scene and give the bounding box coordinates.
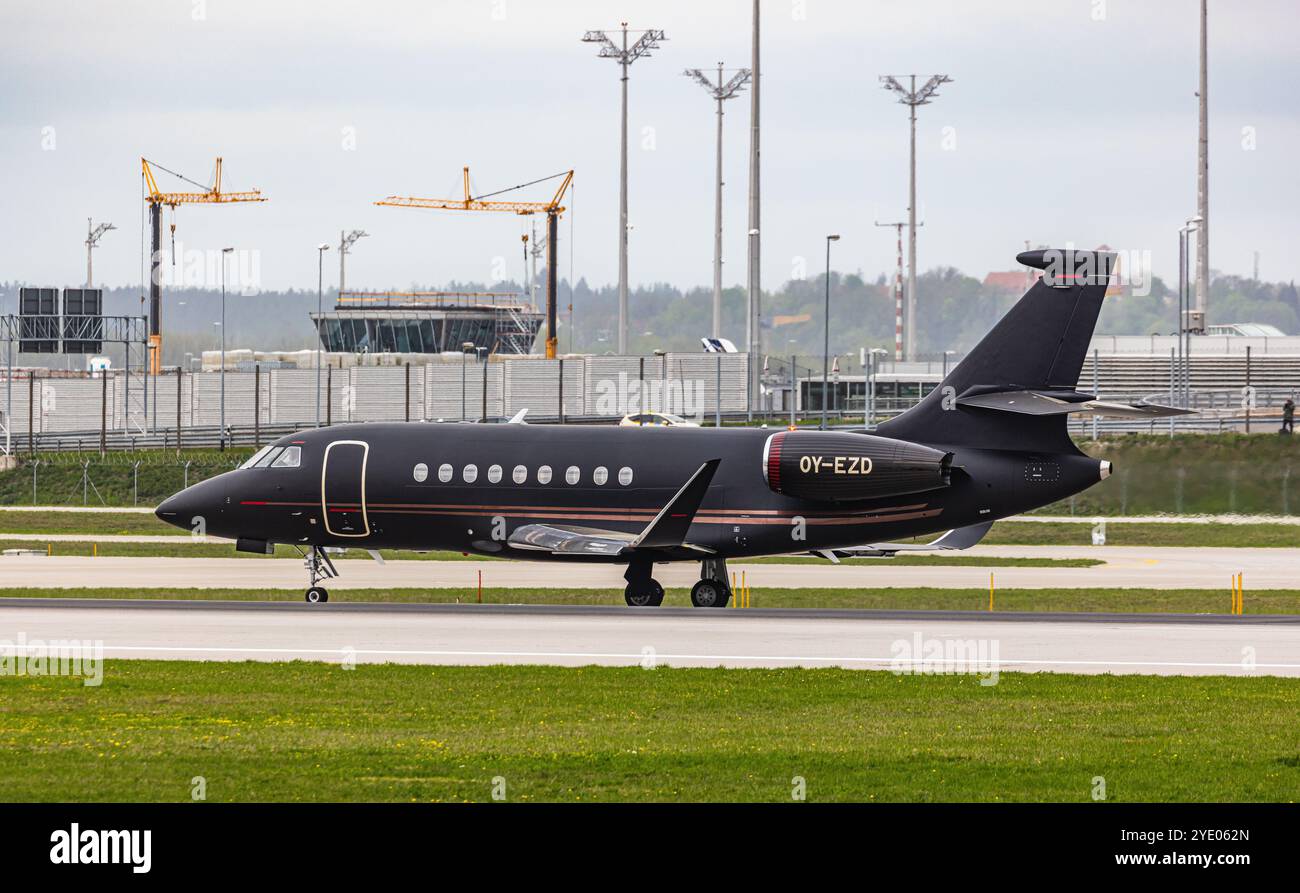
[624,579,664,607]
[690,579,730,608]
[305,587,330,604]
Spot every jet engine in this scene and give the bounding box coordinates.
[762,430,951,502]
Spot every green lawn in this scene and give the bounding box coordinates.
[2,585,1292,614]
[0,661,1295,801]
[985,521,1300,548]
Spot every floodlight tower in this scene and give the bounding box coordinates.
[684,63,751,340]
[338,229,368,296]
[1194,0,1210,316]
[880,73,952,360]
[582,23,668,355]
[85,218,116,287]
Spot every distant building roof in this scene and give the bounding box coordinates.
[1206,323,1288,337]
[772,313,812,328]
[983,271,1032,292]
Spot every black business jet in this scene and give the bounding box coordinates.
[156,249,1186,607]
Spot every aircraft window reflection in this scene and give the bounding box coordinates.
[254,447,285,468]
[565,466,580,485]
[488,465,502,483]
[537,465,552,484]
[618,467,633,486]
[270,446,301,468]
[512,465,527,484]
[463,465,478,483]
[438,464,453,483]
[593,466,608,485]
[241,445,275,469]
[413,463,428,482]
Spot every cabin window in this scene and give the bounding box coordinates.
[270,446,301,468]
[618,467,633,486]
[593,466,608,485]
[512,465,527,484]
[463,464,478,483]
[537,465,552,484]
[487,464,503,483]
[437,463,453,483]
[413,463,428,482]
[565,466,580,485]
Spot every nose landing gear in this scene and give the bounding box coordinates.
[303,546,339,604]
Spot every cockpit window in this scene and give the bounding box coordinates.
[241,445,277,469]
[253,447,284,468]
[270,445,302,468]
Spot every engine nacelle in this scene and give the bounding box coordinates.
[762,430,951,503]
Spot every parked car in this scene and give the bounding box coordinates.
[618,411,699,427]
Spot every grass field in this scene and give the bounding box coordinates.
[1,585,1291,613]
[0,661,1295,801]
[985,521,1300,547]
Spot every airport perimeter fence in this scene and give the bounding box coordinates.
[0,353,753,453]
[1,451,245,508]
[5,443,1299,514]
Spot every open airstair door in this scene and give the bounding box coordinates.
[508,459,721,557]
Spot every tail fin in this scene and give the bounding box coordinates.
[877,248,1115,452]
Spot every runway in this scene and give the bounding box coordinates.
[0,598,1296,676]
[0,544,1294,590]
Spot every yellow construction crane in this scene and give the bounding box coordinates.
[376,167,573,358]
[142,157,266,373]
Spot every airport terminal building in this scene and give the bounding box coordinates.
[310,291,542,356]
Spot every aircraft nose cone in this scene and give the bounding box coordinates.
[154,492,186,529]
[155,484,210,532]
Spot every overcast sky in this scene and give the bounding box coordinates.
[2,0,1297,296]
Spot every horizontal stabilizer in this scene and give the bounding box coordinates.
[958,389,1194,419]
[818,521,994,559]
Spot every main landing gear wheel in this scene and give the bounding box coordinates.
[305,587,329,604]
[690,578,730,609]
[624,579,665,607]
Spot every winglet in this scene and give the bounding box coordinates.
[630,459,721,550]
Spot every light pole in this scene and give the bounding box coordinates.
[880,74,952,360]
[821,234,840,430]
[869,348,888,427]
[85,218,116,288]
[316,243,330,427]
[582,23,667,355]
[942,350,956,379]
[220,247,234,449]
[683,63,751,339]
[477,346,488,422]
[1179,217,1201,408]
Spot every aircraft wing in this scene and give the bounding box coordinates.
[957,389,1193,418]
[813,521,994,561]
[507,459,722,557]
